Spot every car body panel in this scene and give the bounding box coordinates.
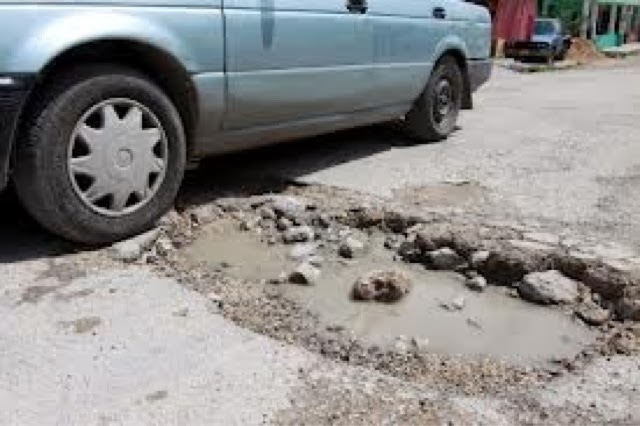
[0,6,224,74]
[223,1,376,130]
[0,0,492,190]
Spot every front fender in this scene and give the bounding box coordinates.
[0,7,223,75]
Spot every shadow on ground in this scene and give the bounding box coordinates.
[178,124,411,207]
[0,124,427,263]
[0,188,71,264]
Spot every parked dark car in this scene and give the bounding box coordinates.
[505,18,572,63]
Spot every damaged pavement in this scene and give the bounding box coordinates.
[2,60,640,424]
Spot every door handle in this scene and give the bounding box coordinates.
[347,0,368,14]
[433,7,447,19]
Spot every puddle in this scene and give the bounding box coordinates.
[186,223,294,282]
[186,224,596,366]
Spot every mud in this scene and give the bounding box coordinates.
[185,223,595,366]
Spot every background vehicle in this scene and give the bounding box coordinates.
[0,0,492,244]
[505,18,572,63]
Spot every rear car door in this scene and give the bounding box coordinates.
[366,0,462,107]
[223,0,377,130]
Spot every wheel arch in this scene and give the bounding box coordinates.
[21,39,198,150]
[432,42,473,110]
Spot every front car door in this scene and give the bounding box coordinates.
[223,0,377,131]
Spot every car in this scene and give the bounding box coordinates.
[0,0,492,244]
[505,18,572,63]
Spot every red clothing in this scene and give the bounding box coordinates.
[494,0,537,41]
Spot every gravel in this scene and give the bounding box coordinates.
[283,226,315,244]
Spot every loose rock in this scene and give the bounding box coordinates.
[441,296,466,311]
[518,270,580,305]
[411,337,430,352]
[288,243,317,261]
[307,255,325,267]
[616,298,640,321]
[289,262,321,285]
[352,270,412,303]
[155,238,174,257]
[313,213,332,229]
[452,296,466,310]
[465,275,488,292]
[271,195,307,220]
[276,217,293,231]
[469,250,491,269]
[189,205,217,225]
[576,302,610,326]
[283,226,315,244]
[394,335,411,354]
[338,237,366,259]
[258,206,277,221]
[110,228,161,262]
[428,247,467,270]
[268,272,289,285]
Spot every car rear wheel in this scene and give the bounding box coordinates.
[14,64,186,245]
[400,56,463,142]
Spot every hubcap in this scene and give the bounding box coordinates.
[67,99,168,217]
[433,78,453,124]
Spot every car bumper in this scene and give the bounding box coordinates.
[468,59,492,92]
[504,45,554,59]
[0,75,33,191]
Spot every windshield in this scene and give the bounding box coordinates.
[534,20,557,35]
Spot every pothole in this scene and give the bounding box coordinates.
[185,221,595,366]
[135,189,640,393]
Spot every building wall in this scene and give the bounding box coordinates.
[494,0,538,40]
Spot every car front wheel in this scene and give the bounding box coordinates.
[14,64,186,245]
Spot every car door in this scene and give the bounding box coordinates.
[366,0,457,107]
[223,0,377,131]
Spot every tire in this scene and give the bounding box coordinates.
[400,56,464,142]
[555,49,568,61]
[13,64,186,245]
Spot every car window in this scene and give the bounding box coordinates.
[534,20,557,36]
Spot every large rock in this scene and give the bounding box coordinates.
[338,237,366,259]
[428,248,467,270]
[352,270,412,303]
[518,270,580,305]
[283,226,315,244]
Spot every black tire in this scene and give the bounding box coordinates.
[400,56,464,142]
[13,64,186,245]
[555,49,568,61]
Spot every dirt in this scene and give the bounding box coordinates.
[567,37,607,63]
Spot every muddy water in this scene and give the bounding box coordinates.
[186,224,596,366]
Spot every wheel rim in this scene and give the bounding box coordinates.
[67,98,168,217]
[433,78,454,125]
